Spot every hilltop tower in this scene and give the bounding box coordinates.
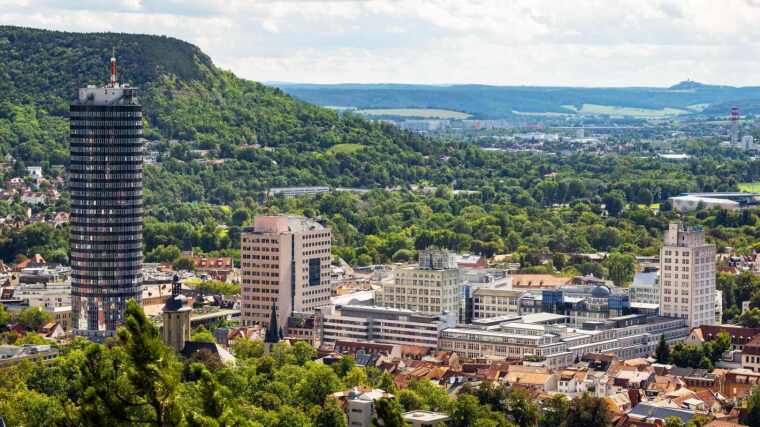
[69,54,144,338]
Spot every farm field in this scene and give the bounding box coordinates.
[738,182,760,192]
[355,108,471,119]
[563,104,688,117]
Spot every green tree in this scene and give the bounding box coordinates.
[0,303,11,329]
[605,252,635,287]
[539,394,569,427]
[451,394,483,427]
[231,338,264,359]
[297,362,342,406]
[174,256,195,271]
[398,389,425,411]
[191,326,216,343]
[743,385,760,427]
[315,397,347,427]
[16,307,52,330]
[738,308,760,328]
[504,388,539,427]
[655,334,670,363]
[565,394,611,427]
[602,191,625,217]
[373,397,405,427]
[78,300,183,426]
[344,366,369,388]
[291,340,317,365]
[664,416,686,427]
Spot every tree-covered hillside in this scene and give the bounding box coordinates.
[0,25,433,176]
[276,82,760,118]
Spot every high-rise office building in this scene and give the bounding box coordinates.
[377,248,461,317]
[240,216,332,327]
[659,223,716,328]
[69,55,143,336]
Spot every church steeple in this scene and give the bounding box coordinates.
[264,304,280,344]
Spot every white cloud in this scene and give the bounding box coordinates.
[1,0,758,86]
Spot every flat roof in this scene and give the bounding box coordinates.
[442,327,547,340]
[520,313,568,324]
[402,411,450,422]
[631,302,659,310]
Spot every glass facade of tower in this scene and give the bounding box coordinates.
[69,86,143,336]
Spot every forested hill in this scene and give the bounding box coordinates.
[275,81,760,118]
[0,26,433,181]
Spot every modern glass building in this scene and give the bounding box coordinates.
[69,57,143,336]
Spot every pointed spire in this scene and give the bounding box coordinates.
[264,304,280,344]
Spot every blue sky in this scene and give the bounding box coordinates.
[3,0,760,86]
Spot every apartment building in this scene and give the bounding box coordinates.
[377,249,460,316]
[240,216,332,327]
[659,223,716,328]
[320,304,452,349]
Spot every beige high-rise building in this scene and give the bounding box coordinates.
[377,249,461,316]
[241,216,332,327]
[659,223,716,328]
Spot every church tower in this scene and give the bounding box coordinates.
[162,275,191,352]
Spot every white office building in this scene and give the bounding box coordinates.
[320,304,453,349]
[376,249,460,317]
[659,223,716,328]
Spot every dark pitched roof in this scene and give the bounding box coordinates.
[181,341,218,358]
[628,403,695,424]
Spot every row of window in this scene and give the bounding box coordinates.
[70,164,143,172]
[72,207,143,216]
[69,110,142,118]
[71,225,142,233]
[70,183,142,191]
[70,146,143,155]
[70,155,143,162]
[72,199,142,208]
[70,242,142,250]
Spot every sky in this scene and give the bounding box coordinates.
[2,0,760,87]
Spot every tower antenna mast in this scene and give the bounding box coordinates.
[110,47,117,87]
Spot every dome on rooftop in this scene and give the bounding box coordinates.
[591,285,610,298]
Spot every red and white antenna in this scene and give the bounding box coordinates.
[109,47,117,87]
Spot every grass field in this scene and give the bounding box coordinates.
[575,104,688,117]
[327,143,364,155]
[739,182,760,192]
[356,108,471,119]
[513,110,572,117]
[637,203,661,210]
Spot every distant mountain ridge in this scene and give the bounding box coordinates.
[275,80,760,118]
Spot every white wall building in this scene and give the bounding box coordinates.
[629,271,660,305]
[320,304,452,349]
[376,249,460,317]
[659,223,716,328]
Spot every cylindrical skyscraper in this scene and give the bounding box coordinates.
[69,56,143,337]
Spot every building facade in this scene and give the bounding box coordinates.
[69,56,143,336]
[629,270,660,305]
[240,216,332,327]
[320,304,452,349]
[472,284,522,320]
[438,314,688,370]
[377,249,460,316]
[659,223,716,328]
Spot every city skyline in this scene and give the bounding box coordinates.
[3,0,760,87]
